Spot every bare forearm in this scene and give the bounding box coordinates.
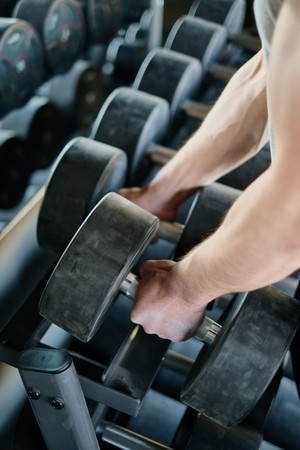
[175,1,300,306]
[177,167,300,305]
[149,50,268,198]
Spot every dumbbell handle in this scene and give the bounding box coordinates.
[121,272,222,345]
[157,220,184,243]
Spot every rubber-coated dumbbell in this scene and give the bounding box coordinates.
[189,0,261,52]
[0,130,31,208]
[39,191,300,427]
[133,15,252,123]
[90,86,171,184]
[0,96,68,170]
[37,59,105,130]
[133,47,212,121]
[13,0,85,74]
[190,0,246,37]
[165,15,255,83]
[0,18,45,116]
[37,137,128,254]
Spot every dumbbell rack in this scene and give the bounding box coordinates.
[1,1,300,450]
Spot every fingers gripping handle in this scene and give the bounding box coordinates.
[120,273,222,345]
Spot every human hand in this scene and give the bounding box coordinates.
[131,259,207,342]
[118,186,178,221]
[119,185,199,223]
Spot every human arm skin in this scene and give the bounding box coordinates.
[120,49,269,221]
[130,0,300,342]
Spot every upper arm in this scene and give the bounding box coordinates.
[269,0,300,175]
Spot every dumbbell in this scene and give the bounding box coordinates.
[0,18,45,116]
[190,0,246,37]
[13,0,85,74]
[165,15,255,84]
[133,14,256,123]
[78,0,124,45]
[0,96,68,170]
[189,0,261,52]
[39,191,300,427]
[133,47,214,122]
[91,86,172,184]
[0,130,31,208]
[37,59,105,130]
[104,3,163,82]
[37,137,128,254]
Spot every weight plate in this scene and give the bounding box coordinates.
[37,137,128,254]
[181,287,300,427]
[106,37,147,82]
[39,192,159,341]
[133,48,202,120]
[0,130,30,208]
[185,413,262,449]
[80,0,124,43]
[174,183,240,259]
[13,0,85,73]
[91,87,170,184]
[46,59,105,128]
[0,18,44,115]
[219,145,271,190]
[0,96,68,170]
[165,16,227,72]
[189,0,246,36]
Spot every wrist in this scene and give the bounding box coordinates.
[174,251,221,307]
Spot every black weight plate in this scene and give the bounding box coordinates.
[0,18,44,115]
[219,144,271,191]
[39,192,159,341]
[181,287,300,427]
[165,16,227,72]
[174,183,240,259]
[133,48,202,120]
[189,0,246,36]
[0,96,68,170]
[46,59,105,128]
[106,37,148,82]
[13,0,85,73]
[0,130,30,208]
[91,87,170,184]
[184,414,262,450]
[80,0,124,43]
[37,137,127,254]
